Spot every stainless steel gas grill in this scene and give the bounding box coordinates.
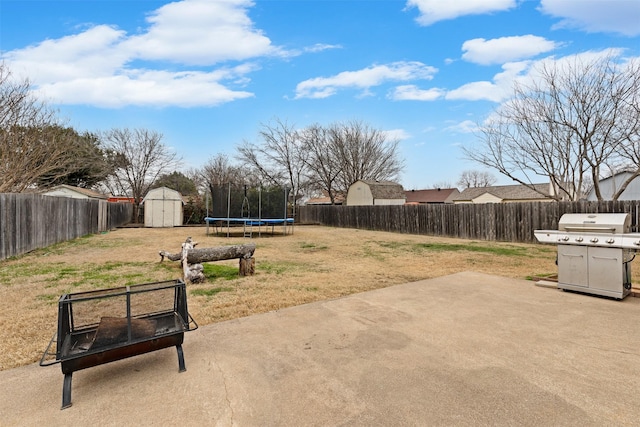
[534,213,638,299]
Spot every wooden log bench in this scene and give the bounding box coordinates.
[159,238,256,283]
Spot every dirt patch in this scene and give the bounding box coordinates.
[1,224,636,371]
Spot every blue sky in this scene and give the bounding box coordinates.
[1,0,639,190]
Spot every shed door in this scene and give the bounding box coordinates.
[150,200,164,227]
[162,201,175,227]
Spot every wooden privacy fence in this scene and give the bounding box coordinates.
[298,200,640,244]
[0,194,132,260]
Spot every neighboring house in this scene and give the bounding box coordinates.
[587,171,640,201]
[404,188,459,204]
[346,180,406,206]
[450,183,553,204]
[42,184,108,200]
[141,187,184,228]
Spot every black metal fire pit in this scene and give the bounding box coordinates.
[40,279,197,409]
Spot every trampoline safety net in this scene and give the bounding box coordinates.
[209,184,290,219]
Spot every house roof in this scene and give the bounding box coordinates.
[44,184,108,200]
[358,180,406,200]
[405,188,459,203]
[450,183,551,202]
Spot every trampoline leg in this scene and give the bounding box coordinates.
[176,344,186,372]
[62,372,73,409]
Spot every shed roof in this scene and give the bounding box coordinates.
[450,183,551,202]
[358,180,406,200]
[142,186,184,203]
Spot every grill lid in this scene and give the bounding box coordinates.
[558,213,630,234]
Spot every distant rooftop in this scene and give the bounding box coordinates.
[404,188,459,204]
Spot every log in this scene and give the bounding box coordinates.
[159,238,256,283]
[160,243,256,264]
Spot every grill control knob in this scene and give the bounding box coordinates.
[575,237,583,242]
[590,238,599,243]
[606,238,615,244]
[561,235,570,241]
[635,241,640,246]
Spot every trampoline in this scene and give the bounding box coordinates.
[205,184,294,238]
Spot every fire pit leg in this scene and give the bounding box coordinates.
[62,373,73,409]
[177,345,186,372]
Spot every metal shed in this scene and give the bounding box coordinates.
[142,187,184,228]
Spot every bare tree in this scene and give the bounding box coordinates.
[236,118,308,214]
[199,153,245,211]
[430,181,453,189]
[237,119,405,206]
[200,153,243,187]
[0,64,81,192]
[299,124,344,204]
[464,53,640,201]
[456,170,496,189]
[101,128,180,222]
[331,120,405,193]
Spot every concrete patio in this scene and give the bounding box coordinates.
[2,271,639,426]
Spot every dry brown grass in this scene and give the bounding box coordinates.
[2,224,637,371]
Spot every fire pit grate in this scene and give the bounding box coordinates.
[40,279,197,409]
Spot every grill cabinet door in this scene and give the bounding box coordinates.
[587,247,623,293]
[557,245,588,287]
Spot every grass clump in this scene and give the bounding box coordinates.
[190,286,234,297]
[413,242,529,257]
[299,242,328,251]
[258,260,304,275]
[203,263,240,280]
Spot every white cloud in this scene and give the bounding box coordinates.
[390,85,444,101]
[304,43,342,53]
[1,0,284,108]
[446,61,529,102]
[540,0,640,36]
[446,49,637,105]
[295,61,438,99]
[445,120,478,134]
[123,0,278,65]
[37,68,256,108]
[5,25,129,82]
[383,129,412,141]
[406,0,516,26]
[462,35,559,65]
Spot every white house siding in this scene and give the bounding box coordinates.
[472,193,502,204]
[374,198,406,206]
[44,188,85,199]
[587,172,640,201]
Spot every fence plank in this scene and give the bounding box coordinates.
[299,201,640,244]
[0,194,132,260]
